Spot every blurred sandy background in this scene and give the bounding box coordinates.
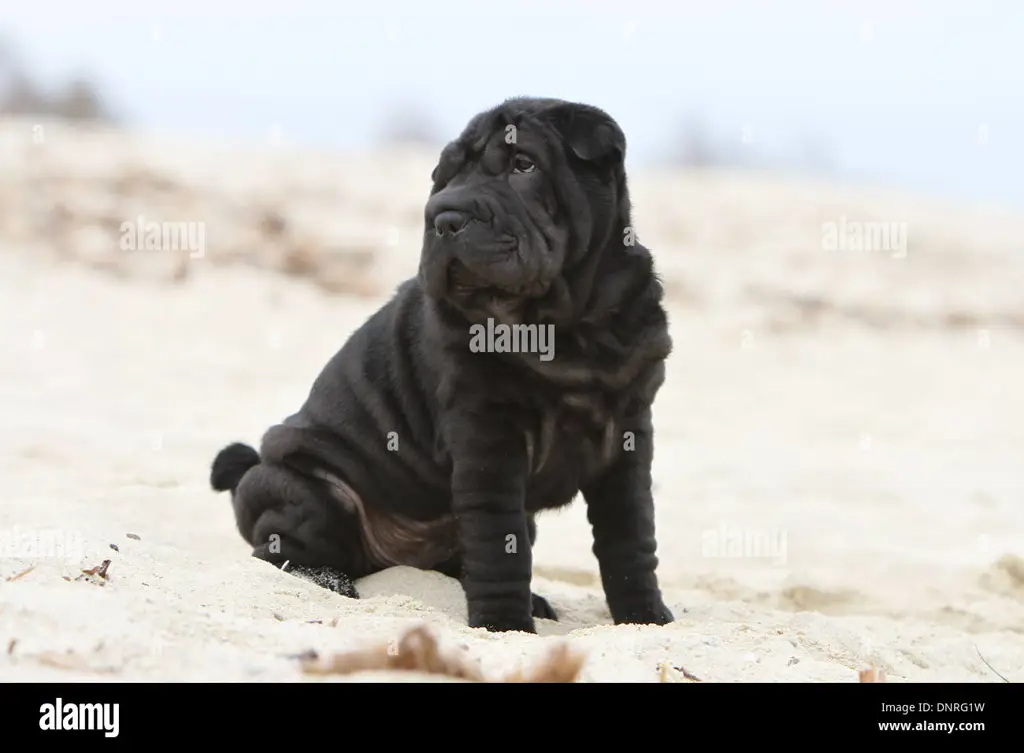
[1,2,1022,682]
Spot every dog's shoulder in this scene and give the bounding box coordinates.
[577,240,671,370]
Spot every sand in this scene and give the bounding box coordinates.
[1,118,1022,682]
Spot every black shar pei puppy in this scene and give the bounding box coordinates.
[210,96,674,633]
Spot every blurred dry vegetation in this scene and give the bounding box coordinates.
[1,34,1023,334]
[0,37,114,122]
[668,112,834,175]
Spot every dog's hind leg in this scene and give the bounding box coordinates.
[526,514,558,621]
[231,460,372,599]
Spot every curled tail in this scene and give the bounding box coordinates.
[210,442,261,492]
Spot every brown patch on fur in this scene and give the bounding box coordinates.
[312,469,458,570]
[601,418,618,465]
[300,624,585,682]
[524,414,556,476]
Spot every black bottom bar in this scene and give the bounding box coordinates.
[2,682,1005,744]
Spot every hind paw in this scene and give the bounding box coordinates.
[531,592,557,621]
[251,540,359,599]
[284,563,359,599]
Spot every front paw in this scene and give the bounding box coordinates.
[611,599,674,626]
[468,609,537,634]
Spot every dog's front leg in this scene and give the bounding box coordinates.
[449,424,534,633]
[582,411,674,626]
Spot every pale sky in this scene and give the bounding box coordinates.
[2,0,1021,207]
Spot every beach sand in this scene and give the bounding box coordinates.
[1,119,1022,682]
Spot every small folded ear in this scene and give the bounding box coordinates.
[548,103,626,163]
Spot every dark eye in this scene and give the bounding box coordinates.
[512,155,536,174]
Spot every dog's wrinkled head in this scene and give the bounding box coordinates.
[419,97,629,321]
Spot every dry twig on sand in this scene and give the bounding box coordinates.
[35,651,118,674]
[502,644,585,683]
[658,662,702,682]
[975,645,1011,683]
[859,667,886,682]
[78,560,111,580]
[5,566,35,582]
[300,625,584,682]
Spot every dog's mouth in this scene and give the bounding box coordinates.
[443,262,528,320]
[446,260,549,301]
[435,232,554,303]
[446,260,491,293]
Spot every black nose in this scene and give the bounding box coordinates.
[434,210,470,237]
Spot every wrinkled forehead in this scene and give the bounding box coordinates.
[437,110,561,175]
